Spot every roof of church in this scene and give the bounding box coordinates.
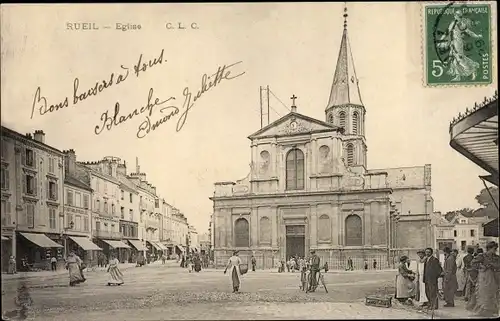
[326,7,363,110]
[248,111,340,139]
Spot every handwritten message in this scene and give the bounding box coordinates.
[30,49,245,139]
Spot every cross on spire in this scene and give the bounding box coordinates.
[290,94,298,107]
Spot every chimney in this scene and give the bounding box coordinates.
[136,157,140,173]
[64,149,77,175]
[33,130,45,143]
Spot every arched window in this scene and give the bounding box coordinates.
[286,148,305,190]
[327,113,334,124]
[345,214,363,246]
[318,214,331,241]
[338,111,346,132]
[352,112,359,135]
[259,217,271,244]
[234,218,250,247]
[346,144,355,166]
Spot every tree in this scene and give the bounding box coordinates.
[475,186,499,207]
[474,187,499,219]
[444,208,474,221]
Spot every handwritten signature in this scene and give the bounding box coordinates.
[30,49,166,119]
[94,61,245,139]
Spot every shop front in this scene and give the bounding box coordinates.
[94,238,131,262]
[127,239,148,263]
[16,232,64,271]
[146,240,162,260]
[67,236,102,266]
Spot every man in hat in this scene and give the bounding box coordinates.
[308,250,321,291]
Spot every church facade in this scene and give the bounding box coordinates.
[210,12,433,270]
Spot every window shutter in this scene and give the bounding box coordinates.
[21,148,26,165]
[33,151,37,169]
[33,177,38,196]
[22,174,27,194]
[55,183,58,201]
[46,181,50,199]
[6,201,11,225]
[5,170,9,189]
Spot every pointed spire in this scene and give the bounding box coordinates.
[326,4,363,110]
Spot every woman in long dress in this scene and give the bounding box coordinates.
[415,250,428,306]
[224,251,242,293]
[455,250,466,296]
[65,252,85,287]
[471,241,500,317]
[107,254,124,286]
[395,256,416,303]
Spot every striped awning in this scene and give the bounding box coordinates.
[450,95,498,178]
[175,245,185,253]
[147,241,162,251]
[101,239,130,249]
[155,242,167,250]
[20,233,63,248]
[128,239,148,251]
[69,236,102,251]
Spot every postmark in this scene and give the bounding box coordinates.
[423,2,492,86]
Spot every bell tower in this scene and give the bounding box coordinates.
[325,5,367,168]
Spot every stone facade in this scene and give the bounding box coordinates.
[1,128,65,269]
[210,15,433,269]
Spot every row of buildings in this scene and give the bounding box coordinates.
[432,211,497,251]
[0,126,199,270]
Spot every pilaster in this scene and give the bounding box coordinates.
[310,206,318,248]
[363,201,372,245]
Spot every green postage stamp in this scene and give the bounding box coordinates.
[424,2,492,86]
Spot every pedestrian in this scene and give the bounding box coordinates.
[50,256,57,271]
[463,246,475,302]
[251,255,256,272]
[323,262,329,273]
[395,255,416,304]
[347,257,354,271]
[107,254,124,286]
[466,248,483,312]
[364,260,368,271]
[442,247,458,307]
[186,256,193,273]
[65,251,85,287]
[453,249,465,296]
[309,250,321,292]
[8,256,16,274]
[224,250,243,293]
[423,247,443,311]
[161,253,167,264]
[194,255,202,272]
[470,241,500,317]
[373,259,377,270]
[415,250,428,307]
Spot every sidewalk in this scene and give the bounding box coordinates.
[202,268,398,274]
[1,263,138,281]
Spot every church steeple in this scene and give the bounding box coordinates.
[325,4,367,169]
[326,6,363,109]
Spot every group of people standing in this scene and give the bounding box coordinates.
[395,241,499,317]
[180,253,203,273]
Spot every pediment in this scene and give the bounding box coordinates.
[248,112,340,139]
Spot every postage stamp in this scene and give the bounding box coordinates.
[423,2,492,86]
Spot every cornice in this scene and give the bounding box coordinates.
[1,127,64,156]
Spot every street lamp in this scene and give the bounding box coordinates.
[61,221,74,258]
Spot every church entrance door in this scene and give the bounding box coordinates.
[285,225,305,259]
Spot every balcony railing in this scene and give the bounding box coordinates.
[92,230,122,240]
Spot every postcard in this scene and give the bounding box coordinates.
[1,2,498,320]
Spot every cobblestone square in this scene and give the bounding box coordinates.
[2,263,470,320]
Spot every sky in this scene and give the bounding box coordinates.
[1,2,497,233]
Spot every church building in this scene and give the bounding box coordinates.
[210,8,433,270]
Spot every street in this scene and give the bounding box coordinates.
[2,262,432,320]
